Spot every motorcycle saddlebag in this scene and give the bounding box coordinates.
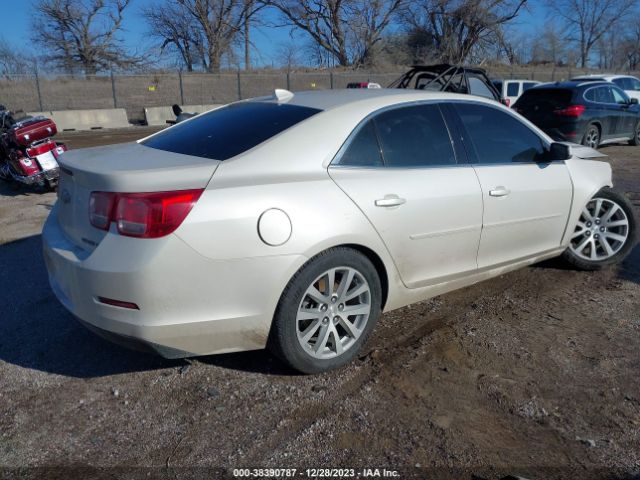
[11,118,57,146]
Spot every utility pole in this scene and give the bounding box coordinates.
[244,0,252,71]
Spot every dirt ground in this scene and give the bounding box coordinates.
[0,130,639,480]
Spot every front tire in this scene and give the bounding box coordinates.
[630,122,640,146]
[268,247,382,374]
[562,188,637,270]
[582,123,600,149]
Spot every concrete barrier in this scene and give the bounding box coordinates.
[144,104,222,126]
[29,108,130,131]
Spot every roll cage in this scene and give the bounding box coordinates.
[389,64,503,103]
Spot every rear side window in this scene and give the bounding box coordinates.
[374,104,456,167]
[453,103,545,164]
[339,121,383,167]
[142,102,321,160]
[506,82,519,96]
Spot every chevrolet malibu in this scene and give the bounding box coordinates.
[43,89,637,373]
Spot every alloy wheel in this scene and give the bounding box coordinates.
[296,266,371,359]
[584,127,599,149]
[569,197,629,261]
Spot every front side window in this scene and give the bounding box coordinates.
[611,87,630,104]
[142,102,321,160]
[453,103,545,164]
[374,104,456,168]
[630,78,640,91]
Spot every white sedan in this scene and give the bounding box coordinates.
[42,89,637,373]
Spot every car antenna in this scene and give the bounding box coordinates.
[274,89,294,103]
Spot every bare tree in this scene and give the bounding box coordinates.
[546,0,636,68]
[143,2,200,71]
[0,38,36,76]
[264,0,405,67]
[403,0,527,64]
[144,0,262,73]
[32,0,143,75]
[526,21,566,65]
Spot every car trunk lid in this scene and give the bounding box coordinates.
[55,142,219,251]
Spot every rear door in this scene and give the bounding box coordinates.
[329,103,483,288]
[449,102,572,268]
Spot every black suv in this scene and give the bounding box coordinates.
[514,81,640,148]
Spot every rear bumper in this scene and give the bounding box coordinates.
[42,204,306,358]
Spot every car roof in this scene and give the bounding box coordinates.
[571,74,637,81]
[252,88,500,111]
[497,79,540,82]
[529,80,608,90]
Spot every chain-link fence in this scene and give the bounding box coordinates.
[1,67,639,123]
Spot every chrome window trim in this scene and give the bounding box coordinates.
[330,99,460,170]
[583,85,630,105]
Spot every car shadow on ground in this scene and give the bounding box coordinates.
[0,234,292,378]
[0,180,52,197]
[534,243,640,285]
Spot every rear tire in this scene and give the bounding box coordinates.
[630,122,640,146]
[582,123,600,149]
[561,188,637,271]
[268,247,382,374]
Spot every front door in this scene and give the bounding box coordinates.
[449,102,573,268]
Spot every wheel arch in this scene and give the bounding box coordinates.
[340,243,389,310]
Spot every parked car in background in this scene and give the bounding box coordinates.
[43,88,637,374]
[571,74,640,101]
[346,82,382,89]
[390,64,505,104]
[514,81,640,148]
[493,79,541,106]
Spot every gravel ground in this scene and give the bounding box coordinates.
[0,131,639,480]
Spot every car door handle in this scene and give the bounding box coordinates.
[375,195,406,207]
[489,187,511,197]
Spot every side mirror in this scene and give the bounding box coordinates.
[172,104,183,116]
[630,98,639,105]
[546,142,571,161]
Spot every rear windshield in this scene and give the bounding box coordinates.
[143,102,322,160]
[515,88,573,109]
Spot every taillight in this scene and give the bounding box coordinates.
[89,192,116,231]
[502,98,511,107]
[26,142,56,158]
[554,105,586,117]
[89,189,203,238]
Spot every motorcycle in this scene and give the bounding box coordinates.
[0,105,67,190]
